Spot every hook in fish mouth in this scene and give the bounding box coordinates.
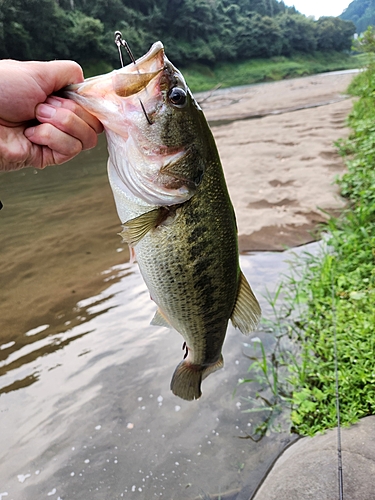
[139,98,153,125]
[114,30,136,67]
[114,32,154,125]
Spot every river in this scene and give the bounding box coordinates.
[0,134,315,500]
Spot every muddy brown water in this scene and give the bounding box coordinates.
[0,132,321,499]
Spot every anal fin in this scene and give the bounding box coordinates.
[151,308,173,328]
[231,271,261,335]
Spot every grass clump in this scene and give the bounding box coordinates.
[285,63,375,436]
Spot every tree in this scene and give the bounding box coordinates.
[236,13,283,59]
[316,16,356,51]
[0,0,71,60]
[352,24,375,52]
[277,13,317,55]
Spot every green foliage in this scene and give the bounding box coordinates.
[341,0,375,34]
[183,53,362,92]
[0,0,71,60]
[273,64,375,436]
[352,25,375,53]
[277,13,318,55]
[287,246,375,435]
[0,0,357,69]
[315,16,356,51]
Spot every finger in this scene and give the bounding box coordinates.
[35,104,99,151]
[30,60,85,96]
[0,125,34,171]
[24,123,85,167]
[45,96,103,134]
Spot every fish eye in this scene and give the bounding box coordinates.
[168,87,187,108]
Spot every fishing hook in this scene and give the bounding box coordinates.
[114,30,136,67]
[139,99,153,125]
[114,31,153,126]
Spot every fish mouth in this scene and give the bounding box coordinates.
[64,42,166,101]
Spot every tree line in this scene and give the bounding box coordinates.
[0,0,356,69]
[341,0,375,34]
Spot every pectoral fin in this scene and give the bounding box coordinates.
[151,308,173,328]
[119,208,163,246]
[231,271,261,335]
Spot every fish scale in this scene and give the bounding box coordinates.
[64,40,261,401]
[136,154,239,366]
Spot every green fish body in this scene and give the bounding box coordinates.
[65,42,261,400]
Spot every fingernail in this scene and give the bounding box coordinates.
[24,127,35,138]
[37,104,56,119]
[46,97,63,107]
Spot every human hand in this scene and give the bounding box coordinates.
[0,59,103,172]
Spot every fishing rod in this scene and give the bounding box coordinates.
[332,267,344,500]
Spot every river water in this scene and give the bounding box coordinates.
[0,134,318,499]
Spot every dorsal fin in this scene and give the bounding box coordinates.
[231,271,261,335]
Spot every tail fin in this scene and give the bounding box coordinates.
[170,356,224,401]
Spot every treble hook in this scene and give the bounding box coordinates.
[114,31,136,67]
[114,31,153,125]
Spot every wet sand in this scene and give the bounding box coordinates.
[1,71,356,345]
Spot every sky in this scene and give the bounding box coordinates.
[283,0,351,19]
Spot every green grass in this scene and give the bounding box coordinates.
[278,62,375,436]
[182,52,366,93]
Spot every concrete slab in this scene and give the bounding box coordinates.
[252,416,375,500]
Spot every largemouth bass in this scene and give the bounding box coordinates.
[65,41,261,401]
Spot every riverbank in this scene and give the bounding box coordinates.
[250,65,375,500]
[183,53,365,92]
[204,71,357,251]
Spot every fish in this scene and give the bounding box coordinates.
[64,41,261,401]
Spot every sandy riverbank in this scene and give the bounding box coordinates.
[200,71,356,251]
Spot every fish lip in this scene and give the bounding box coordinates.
[63,41,166,96]
[128,41,165,73]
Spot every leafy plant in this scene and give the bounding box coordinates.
[241,63,375,437]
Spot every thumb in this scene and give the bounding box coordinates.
[31,60,85,95]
